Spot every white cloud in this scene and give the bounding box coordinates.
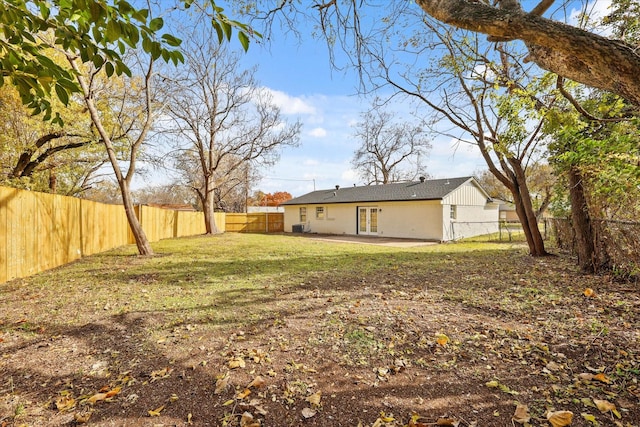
[341,169,359,183]
[569,0,614,35]
[308,127,327,138]
[260,87,317,115]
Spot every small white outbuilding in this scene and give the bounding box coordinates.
[281,176,499,241]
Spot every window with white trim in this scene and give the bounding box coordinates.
[450,205,457,220]
[299,207,307,222]
[316,206,325,220]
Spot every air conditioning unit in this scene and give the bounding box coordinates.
[292,224,304,233]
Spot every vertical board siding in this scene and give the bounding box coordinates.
[225,213,284,233]
[80,199,130,256]
[1,185,282,284]
[443,181,488,206]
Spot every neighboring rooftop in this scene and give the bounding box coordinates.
[281,176,476,205]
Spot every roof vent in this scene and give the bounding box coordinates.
[419,176,426,183]
[335,185,340,190]
[332,191,337,197]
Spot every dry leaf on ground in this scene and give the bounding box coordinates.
[513,403,531,424]
[247,375,266,389]
[306,391,321,406]
[214,374,229,395]
[148,405,165,417]
[55,396,76,412]
[301,407,316,419]
[547,410,573,427]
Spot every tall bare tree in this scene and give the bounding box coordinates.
[373,19,552,255]
[351,103,431,184]
[166,23,301,232]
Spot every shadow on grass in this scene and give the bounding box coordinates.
[3,235,634,426]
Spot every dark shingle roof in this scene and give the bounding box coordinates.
[281,177,476,205]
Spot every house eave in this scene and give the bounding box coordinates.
[281,197,443,206]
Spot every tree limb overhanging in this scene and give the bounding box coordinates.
[415,0,640,106]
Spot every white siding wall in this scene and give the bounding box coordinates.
[284,180,499,241]
[441,182,499,240]
[443,181,488,205]
[378,200,443,239]
[284,200,444,240]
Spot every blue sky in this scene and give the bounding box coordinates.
[144,1,609,197]
[227,10,488,197]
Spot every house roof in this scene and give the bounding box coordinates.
[281,176,478,206]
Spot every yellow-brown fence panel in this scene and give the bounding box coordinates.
[0,187,85,283]
[0,186,211,284]
[80,199,130,256]
[225,213,284,233]
[1,185,286,284]
[137,205,177,243]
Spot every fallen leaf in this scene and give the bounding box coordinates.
[148,405,165,417]
[150,367,173,382]
[593,399,621,417]
[379,411,395,422]
[578,373,594,382]
[240,411,261,427]
[593,399,615,412]
[593,373,611,384]
[486,380,499,388]
[581,413,599,426]
[513,403,531,424]
[436,418,460,426]
[306,391,321,406]
[214,375,229,394]
[55,396,76,412]
[547,410,573,427]
[249,399,268,416]
[229,357,246,369]
[546,361,562,371]
[584,288,595,297]
[105,387,121,398]
[436,333,449,346]
[87,393,108,404]
[236,388,252,399]
[408,413,430,427]
[247,375,266,389]
[74,410,92,423]
[301,407,316,419]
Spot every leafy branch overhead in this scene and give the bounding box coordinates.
[0,0,255,124]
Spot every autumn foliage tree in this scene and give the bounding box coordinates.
[256,191,292,206]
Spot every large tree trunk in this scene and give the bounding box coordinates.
[510,159,547,256]
[568,166,597,272]
[119,179,154,255]
[509,182,547,256]
[202,178,219,235]
[416,0,640,106]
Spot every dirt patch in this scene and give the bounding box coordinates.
[0,238,638,427]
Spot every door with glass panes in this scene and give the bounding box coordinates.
[358,207,378,235]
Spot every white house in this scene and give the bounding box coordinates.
[281,176,499,241]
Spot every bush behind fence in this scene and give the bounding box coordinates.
[550,218,640,278]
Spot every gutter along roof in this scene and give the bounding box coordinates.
[281,176,475,206]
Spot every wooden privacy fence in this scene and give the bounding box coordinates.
[0,186,226,284]
[225,213,284,233]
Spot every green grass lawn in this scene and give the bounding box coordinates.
[1,233,638,427]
